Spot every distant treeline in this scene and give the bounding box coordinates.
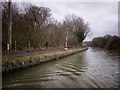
[2,2,90,51]
[90,35,120,52]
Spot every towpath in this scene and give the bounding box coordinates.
[2,47,84,60]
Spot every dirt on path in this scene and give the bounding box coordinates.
[2,48,80,60]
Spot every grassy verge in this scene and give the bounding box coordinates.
[2,47,88,66]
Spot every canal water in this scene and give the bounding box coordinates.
[2,47,119,88]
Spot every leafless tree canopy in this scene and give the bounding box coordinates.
[2,2,90,51]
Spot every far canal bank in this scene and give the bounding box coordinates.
[2,47,88,75]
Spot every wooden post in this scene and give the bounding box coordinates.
[15,41,16,52]
[28,41,30,50]
[7,1,12,51]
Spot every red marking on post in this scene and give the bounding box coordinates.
[67,28,68,32]
[64,46,67,48]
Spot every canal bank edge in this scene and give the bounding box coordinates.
[2,47,88,75]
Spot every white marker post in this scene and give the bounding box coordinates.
[7,44,9,51]
[64,28,68,51]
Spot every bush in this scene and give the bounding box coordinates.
[91,35,120,52]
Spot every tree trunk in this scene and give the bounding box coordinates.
[28,41,30,50]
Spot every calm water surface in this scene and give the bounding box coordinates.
[3,47,119,88]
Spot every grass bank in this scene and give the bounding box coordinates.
[2,47,88,75]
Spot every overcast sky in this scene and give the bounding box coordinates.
[31,2,118,41]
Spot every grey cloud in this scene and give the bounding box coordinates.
[33,2,118,41]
